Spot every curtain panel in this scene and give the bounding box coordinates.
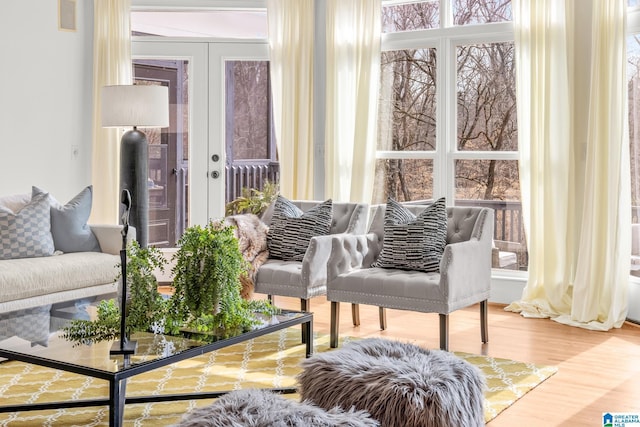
[508,0,630,330]
[324,0,381,203]
[89,0,132,224]
[267,0,315,200]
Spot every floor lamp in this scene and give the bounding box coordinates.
[101,84,169,248]
[101,85,169,355]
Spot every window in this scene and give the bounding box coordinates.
[627,8,640,276]
[377,0,526,270]
[619,6,640,281]
[452,0,512,25]
[382,1,439,32]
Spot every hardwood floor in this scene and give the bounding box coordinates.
[264,294,640,427]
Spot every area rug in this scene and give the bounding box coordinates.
[0,330,556,426]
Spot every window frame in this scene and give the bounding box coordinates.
[379,19,516,202]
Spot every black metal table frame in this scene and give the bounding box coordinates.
[0,310,313,427]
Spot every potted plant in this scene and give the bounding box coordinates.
[62,222,277,346]
[165,221,276,338]
[225,181,279,217]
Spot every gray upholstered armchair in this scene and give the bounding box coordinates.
[255,200,369,312]
[326,204,494,351]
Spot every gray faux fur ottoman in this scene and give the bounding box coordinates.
[297,338,486,427]
[174,388,379,427]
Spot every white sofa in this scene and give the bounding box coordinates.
[0,191,126,345]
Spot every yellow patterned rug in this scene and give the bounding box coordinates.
[0,330,556,426]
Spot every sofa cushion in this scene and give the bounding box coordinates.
[267,196,333,261]
[372,198,447,273]
[0,252,120,304]
[0,191,55,260]
[33,186,101,253]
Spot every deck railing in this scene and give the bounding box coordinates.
[224,164,525,246]
[456,199,525,245]
[225,160,280,204]
[221,166,640,273]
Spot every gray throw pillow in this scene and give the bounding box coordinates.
[32,186,101,253]
[0,191,55,260]
[267,196,333,261]
[372,197,447,273]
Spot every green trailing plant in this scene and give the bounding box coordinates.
[62,241,168,345]
[225,181,279,216]
[62,223,278,346]
[168,221,277,337]
[124,242,170,334]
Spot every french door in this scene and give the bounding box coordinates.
[132,39,269,245]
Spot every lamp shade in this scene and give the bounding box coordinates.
[101,85,169,128]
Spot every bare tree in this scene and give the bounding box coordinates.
[231,61,270,160]
[377,0,518,203]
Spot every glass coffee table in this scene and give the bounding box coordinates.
[0,310,313,427]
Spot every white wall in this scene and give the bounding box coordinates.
[0,0,94,202]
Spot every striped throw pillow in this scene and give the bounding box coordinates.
[267,196,333,261]
[372,198,447,273]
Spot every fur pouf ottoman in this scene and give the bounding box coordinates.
[297,338,486,427]
[174,389,379,427]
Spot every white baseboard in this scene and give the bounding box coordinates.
[489,270,527,305]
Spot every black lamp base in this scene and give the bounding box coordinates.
[120,128,149,248]
[110,340,138,355]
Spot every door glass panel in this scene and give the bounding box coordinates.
[148,144,167,209]
[224,60,278,204]
[134,60,190,248]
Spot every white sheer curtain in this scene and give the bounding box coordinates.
[566,0,630,329]
[89,0,132,224]
[324,0,381,203]
[267,0,315,200]
[508,0,630,330]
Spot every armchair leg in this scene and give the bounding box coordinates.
[439,314,449,351]
[379,307,387,330]
[351,303,360,326]
[480,299,489,343]
[301,299,310,344]
[330,301,340,348]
